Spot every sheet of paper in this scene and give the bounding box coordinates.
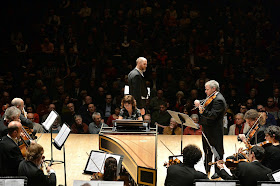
[42,110,58,131]
[124,85,129,95]
[54,123,70,147]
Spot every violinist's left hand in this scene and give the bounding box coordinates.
[238,134,246,143]
[217,161,224,170]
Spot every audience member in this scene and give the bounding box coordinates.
[163,118,181,135]
[184,114,202,135]
[228,113,250,135]
[71,115,89,134]
[89,112,108,134]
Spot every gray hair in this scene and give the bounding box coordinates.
[11,98,23,107]
[235,113,244,119]
[92,112,101,120]
[136,57,147,65]
[74,115,82,120]
[4,106,21,121]
[190,114,199,120]
[205,80,220,91]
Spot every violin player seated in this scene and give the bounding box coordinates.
[216,146,272,186]
[162,118,181,135]
[91,157,118,181]
[261,125,280,171]
[118,95,143,120]
[165,144,208,186]
[18,143,56,186]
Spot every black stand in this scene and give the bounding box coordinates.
[45,127,67,186]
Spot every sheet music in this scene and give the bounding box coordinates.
[272,170,280,182]
[42,110,58,131]
[178,113,199,129]
[0,179,25,186]
[85,151,123,174]
[73,180,124,186]
[124,85,129,95]
[54,123,70,148]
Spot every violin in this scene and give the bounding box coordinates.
[91,172,104,180]
[163,158,182,167]
[19,126,33,157]
[209,158,249,169]
[241,140,273,151]
[194,92,217,114]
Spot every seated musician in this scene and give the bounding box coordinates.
[217,146,271,186]
[118,95,143,120]
[18,143,56,186]
[163,118,181,135]
[238,109,266,145]
[0,120,24,176]
[228,113,250,135]
[262,125,280,171]
[91,157,118,181]
[165,144,208,186]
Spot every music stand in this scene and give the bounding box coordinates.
[167,110,198,153]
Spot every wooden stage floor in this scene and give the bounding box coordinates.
[37,134,245,186]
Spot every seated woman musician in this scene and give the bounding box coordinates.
[261,125,280,171]
[91,157,118,181]
[18,143,56,186]
[118,95,143,120]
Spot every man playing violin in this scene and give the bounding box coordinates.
[18,143,56,186]
[238,109,266,145]
[0,120,24,176]
[217,146,271,186]
[165,144,208,186]
[261,125,280,171]
[196,80,226,179]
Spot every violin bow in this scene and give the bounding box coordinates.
[160,140,175,156]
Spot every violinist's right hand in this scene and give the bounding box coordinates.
[46,166,52,173]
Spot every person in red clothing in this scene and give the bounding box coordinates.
[183,114,202,135]
[71,115,89,134]
[106,107,120,127]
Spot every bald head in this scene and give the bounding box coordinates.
[8,121,22,137]
[136,57,147,72]
[11,98,24,111]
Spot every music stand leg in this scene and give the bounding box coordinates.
[63,145,67,186]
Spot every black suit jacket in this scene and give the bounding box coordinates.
[0,118,8,138]
[200,92,226,156]
[0,136,24,176]
[219,161,272,186]
[165,163,208,186]
[18,160,56,186]
[128,68,148,109]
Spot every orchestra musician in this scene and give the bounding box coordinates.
[0,121,24,176]
[238,109,266,145]
[165,144,208,186]
[195,80,226,179]
[118,95,143,120]
[216,146,271,186]
[18,143,56,186]
[91,157,118,181]
[262,125,280,171]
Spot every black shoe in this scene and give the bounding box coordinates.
[211,173,220,179]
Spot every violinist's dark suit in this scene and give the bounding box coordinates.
[18,160,56,186]
[200,92,226,173]
[219,161,271,186]
[0,135,24,176]
[165,163,208,186]
[128,68,148,109]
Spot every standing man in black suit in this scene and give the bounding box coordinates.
[217,146,271,186]
[0,121,24,176]
[18,143,56,186]
[195,80,226,179]
[128,57,148,115]
[165,144,208,186]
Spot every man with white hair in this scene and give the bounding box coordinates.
[11,98,44,133]
[128,57,148,115]
[195,80,226,179]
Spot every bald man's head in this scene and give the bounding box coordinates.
[8,121,22,138]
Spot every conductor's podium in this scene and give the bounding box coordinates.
[99,126,158,186]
